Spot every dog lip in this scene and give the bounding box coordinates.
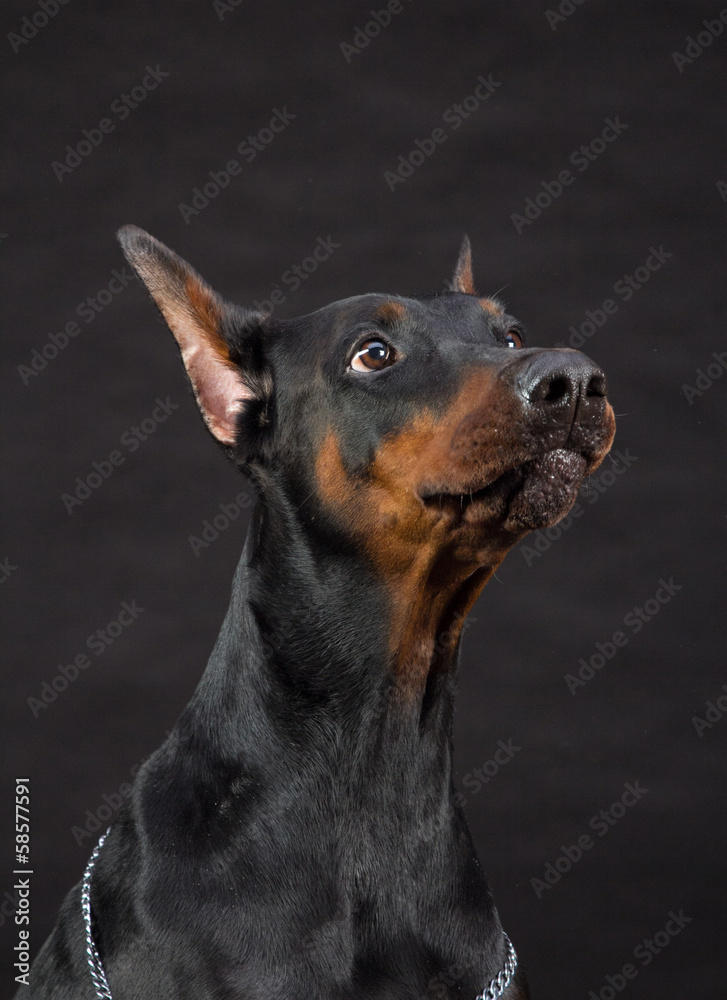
[417,446,593,510]
[417,466,524,508]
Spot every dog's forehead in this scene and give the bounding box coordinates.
[277,291,516,355]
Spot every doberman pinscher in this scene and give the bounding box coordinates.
[22,229,615,1000]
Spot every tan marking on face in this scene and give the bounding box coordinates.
[317,343,616,693]
[374,300,407,326]
[315,370,525,691]
[478,297,504,316]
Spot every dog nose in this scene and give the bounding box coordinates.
[517,351,608,412]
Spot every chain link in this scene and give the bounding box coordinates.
[477,932,518,999]
[81,829,113,1000]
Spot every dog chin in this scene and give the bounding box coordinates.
[502,448,587,531]
[420,448,590,541]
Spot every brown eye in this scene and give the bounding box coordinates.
[505,330,523,349]
[350,339,397,372]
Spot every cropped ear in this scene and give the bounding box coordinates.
[117,225,267,447]
[449,235,477,295]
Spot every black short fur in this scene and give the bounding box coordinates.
[19,229,616,1000]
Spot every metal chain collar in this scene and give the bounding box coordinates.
[81,829,113,1000]
[476,933,517,1000]
[82,831,517,1000]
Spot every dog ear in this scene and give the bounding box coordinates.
[449,235,477,295]
[117,225,267,447]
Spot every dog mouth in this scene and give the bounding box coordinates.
[419,448,589,531]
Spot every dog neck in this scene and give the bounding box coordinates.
[167,489,495,858]
[182,486,491,770]
[142,490,509,993]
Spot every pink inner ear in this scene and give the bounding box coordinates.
[134,272,256,446]
[182,342,253,446]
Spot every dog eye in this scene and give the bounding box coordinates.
[350,339,398,372]
[505,330,524,349]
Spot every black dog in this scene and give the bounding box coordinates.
[22,229,615,999]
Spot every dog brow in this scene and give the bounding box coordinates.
[478,297,504,317]
[374,300,408,326]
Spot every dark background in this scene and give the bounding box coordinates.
[2,1,725,996]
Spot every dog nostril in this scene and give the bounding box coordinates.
[586,372,608,397]
[542,376,570,402]
[529,373,572,404]
[521,357,608,408]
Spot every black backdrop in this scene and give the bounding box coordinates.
[2,1,725,996]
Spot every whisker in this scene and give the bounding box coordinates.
[294,490,315,511]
